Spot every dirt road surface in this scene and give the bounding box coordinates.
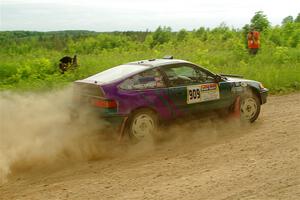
[1,93,300,200]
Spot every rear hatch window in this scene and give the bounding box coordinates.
[73,82,104,101]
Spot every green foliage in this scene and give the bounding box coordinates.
[250,11,270,31]
[295,13,300,23]
[194,27,208,41]
[177,29,188,41]
[0,16,300,94]
[151,26,172,47]
[282,16,294,25]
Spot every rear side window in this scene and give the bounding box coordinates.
[119,68,165,90]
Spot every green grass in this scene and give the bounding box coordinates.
[0,30,299,93]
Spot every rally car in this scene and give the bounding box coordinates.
[73,57,268,141]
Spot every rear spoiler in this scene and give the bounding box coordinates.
[219,74,244,78]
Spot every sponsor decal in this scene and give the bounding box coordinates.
[187,83,220,104]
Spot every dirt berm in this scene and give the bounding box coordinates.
[1,92,300,200]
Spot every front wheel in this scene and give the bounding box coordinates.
[240,93,261,123]
[127,109,159,142]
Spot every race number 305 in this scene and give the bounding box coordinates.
[187,85,201,104]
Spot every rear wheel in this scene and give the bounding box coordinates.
[127,109,159,142]
[240,93,261,123]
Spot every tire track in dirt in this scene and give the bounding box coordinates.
[1,92,300,200]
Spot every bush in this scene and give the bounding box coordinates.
[0,23,300,93]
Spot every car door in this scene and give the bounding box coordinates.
[190,67,234,112]
[117,68,173,120]
[160,63,233,117]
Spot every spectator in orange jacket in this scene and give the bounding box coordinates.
[247,29,260,55]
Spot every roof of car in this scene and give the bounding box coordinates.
[127,58,192,68]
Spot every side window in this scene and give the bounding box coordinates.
[163,65,198,86]
[163,65,215,86]
[119,68,165,90]
[197,69,215,83]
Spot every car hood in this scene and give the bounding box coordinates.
[225,76,248,82]
[222,76,262,90]
[224,76,259,84]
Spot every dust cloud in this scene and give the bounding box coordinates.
[0,87,243,185]
[0,87,120,184]
[126,113,244,161]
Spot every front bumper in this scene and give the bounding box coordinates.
[260,88,268,104]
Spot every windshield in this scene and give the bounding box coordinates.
[84,64,149,84]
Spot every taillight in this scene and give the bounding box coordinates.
[91,98,117,108]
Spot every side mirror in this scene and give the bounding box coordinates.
[214,74,222,83]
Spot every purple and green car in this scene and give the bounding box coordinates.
[73,57,268,141]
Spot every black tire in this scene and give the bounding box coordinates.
[240,92,261,123]
[126,109,159,142]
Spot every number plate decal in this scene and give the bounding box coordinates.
[187,83,220,104]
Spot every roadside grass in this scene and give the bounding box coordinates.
[0,36,299,93]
